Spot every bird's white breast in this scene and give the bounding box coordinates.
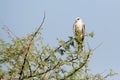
[76,21,83,31]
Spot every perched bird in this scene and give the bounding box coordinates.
[73,17,85,51]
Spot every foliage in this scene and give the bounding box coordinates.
[0,14,117,80]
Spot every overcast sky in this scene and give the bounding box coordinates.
[0,0,120,79]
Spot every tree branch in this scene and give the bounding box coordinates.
[68,57,78,62]
[60,49,91,80]
[2,25,18,40]
[44,37,74,61]
[26,59,32,77]
[23,61,61,79]
[18,12,45,80]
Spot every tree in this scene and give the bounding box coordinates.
[0,13,117,80]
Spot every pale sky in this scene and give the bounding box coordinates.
[0,0,120,79]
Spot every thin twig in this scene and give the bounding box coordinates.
[33,63,40,74]
[92,42,103,51]
[68,57,78,62]
[55,40,71,52]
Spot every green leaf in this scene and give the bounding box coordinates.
[58,49,65,55]
[89,32,94,38]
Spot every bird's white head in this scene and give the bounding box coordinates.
[75,17,82,22]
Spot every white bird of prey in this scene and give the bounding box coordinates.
[73,17,85,51]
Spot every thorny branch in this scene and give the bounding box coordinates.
[18,12,45,80]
